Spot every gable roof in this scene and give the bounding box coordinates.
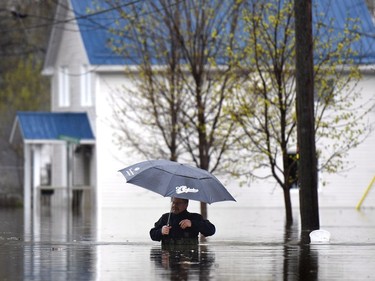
[70,0,128,65]
[68,0,375,66]
[10,112,95,144]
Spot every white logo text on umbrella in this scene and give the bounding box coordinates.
[176,186,199,194]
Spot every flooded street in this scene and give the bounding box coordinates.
[1,206,375,280]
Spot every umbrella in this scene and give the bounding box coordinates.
[119,159,236,204]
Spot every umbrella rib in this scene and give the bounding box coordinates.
[153,166,211,180]
[198,178,212,204]
[162,172,175,197]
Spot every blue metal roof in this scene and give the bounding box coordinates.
[16,112,95,141]
[71,0,128,65]
[313,0,375,64]
[71,0,375,65]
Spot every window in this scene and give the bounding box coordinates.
[58,66,70,107]
[80,65,93,107]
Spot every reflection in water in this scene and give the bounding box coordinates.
[0,205,97,280]
[299,244,318,281]
[283,221,319,281]
[28,201,97,242]
[150,244,215,280]
[283,221,299,281]
[0,209,24,278]
[1,207,375,280]
[19,205,97,280]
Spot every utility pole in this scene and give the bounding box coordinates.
[294,0,320,232]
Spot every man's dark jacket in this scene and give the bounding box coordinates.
[149,210,215,242]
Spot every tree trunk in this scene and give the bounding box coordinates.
[283,187,293,224]
[200,202,207,220]
[294,0,320,232]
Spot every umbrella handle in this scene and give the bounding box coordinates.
[167,211,171,226]
[166,201,173,226]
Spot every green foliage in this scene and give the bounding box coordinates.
[227,0,372,191]
[227,0,297,186]
[0,0,55,131]
[0,55,49,113]
[0,55,49,144]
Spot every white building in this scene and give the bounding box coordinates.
[13,0,375,213]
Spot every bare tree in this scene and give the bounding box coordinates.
[162,0,243,218]
[107,0,186,161]
[228,0,373,223]
[104,0,243,218]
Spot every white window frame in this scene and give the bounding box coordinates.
[80,65,93,107]
[58,66,70,107]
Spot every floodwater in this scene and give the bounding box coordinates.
[1,205,375,280]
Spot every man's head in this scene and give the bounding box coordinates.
[171,197,189,214]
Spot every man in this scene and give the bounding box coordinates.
[150,197,216,246]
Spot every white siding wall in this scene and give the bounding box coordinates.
[49,4,97,195]
[317,73,375,208]
[51,143,66,188]
[53,16,90,112]
[94,73,167,209]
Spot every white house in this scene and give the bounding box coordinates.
[13,0,375,215]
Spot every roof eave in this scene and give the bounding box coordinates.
[23,139,95,145]
[94,65,129,73]
[42,0,70,75]
[358,64,375,74]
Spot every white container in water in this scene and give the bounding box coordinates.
[309,229,331,244]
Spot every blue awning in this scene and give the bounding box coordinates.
[11,112,95,144]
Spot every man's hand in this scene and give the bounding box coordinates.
[179,219,192,229]
[161,225,172,235]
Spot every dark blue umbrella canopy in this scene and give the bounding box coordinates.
[119,159,235,204]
